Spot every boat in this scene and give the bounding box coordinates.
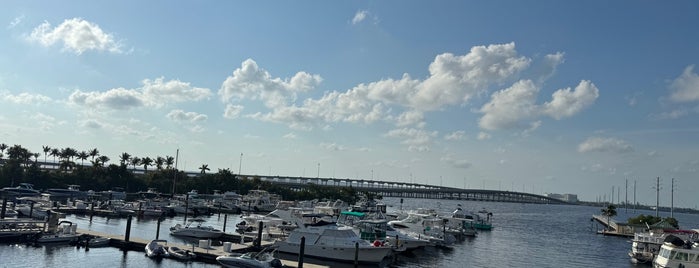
[274,222,393,264]
[241,190,278,212]
[1,183,40,197]
[216,247,283,268]
[452,206,493,230]
[145,239,170,258]
[653,235,699,268]
[46,185,87,199]
[170,218,224,238]
[167,246,196,261]
[629,228,699,264]
[36,221,79,244]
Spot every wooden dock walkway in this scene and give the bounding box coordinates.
[591,214,634,237]
[76,228,327,267]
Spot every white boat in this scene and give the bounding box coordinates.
[36,221,79,244]
[167,246,196,261]
[46,185,87,199]
[388,212,457,247]
[82,236,111,247]
[2,183,41,197]
[145,239,170,258]
[170,218,224,238]
[653,236,699,268]
[216,248,283,268]
[274,222,393,264]
[241,190,278,212]
[630,229,699,264]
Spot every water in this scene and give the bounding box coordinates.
[2,197,698,268]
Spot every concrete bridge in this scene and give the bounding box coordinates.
[237,174,568,205]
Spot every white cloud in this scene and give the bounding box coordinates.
[80,119,104,129]
[394,110,424,127]
[283,133,296,139]
[477,132,491,140]
[479,79,599,131]
[8,15,24,29]
[542,80,599,119]
[166,109,207,123]
[223,104,244,119]
[219,59,322,108]
[68,77,211,110]
[384,128,437,152]
[669,65,699,102]
[444,130,466,141]
[440,155,472,169]
[352,10,368,25]
[578,137,633,153]
[652,108,689,120]
[1,91,52,104]
[320,142,346,151]
[28,18,123,54]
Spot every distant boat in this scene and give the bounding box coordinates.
[216,247,283,268]
[46,185,87,199]
[2,183,40,197]
[170,219,224,238]
[145,240,169,259]
[167,246,196,261]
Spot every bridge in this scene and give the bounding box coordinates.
[237,174,568,205]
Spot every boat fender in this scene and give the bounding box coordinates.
[373,240,381,247]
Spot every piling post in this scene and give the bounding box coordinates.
[256,221,263,248]
[1,198,6,219]
[184,193,189,222]
[29,201,34,218]
[125,215,133,242]
[156,218,161,240]
[298,236,305,268]
[89,202,95,222]
[223,214,228,232]
[218,202,222,218]
[354,242,359,268]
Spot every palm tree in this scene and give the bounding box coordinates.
[601,205,617,230]
[97,155,110,167]
[199,164,210,174]
[119,152,131,167]
[130,157,141,171]
[155,156,165,170]
[141,157,153,172]
[50,148,60,163]
[78,151,89,167]
[165,156,175,169]
[0,143,7,159]
[42,145,51,162]
[89,148,99,162]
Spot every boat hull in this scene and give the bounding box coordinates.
[275,241,392,263]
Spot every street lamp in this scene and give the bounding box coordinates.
[317,163,320,178]
[238,153,243,175]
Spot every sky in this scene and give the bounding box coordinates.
[1,1,698,208]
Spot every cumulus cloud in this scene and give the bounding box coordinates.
[479,80,599,131]
[80,119,104,129]
[320,142,346,151]
[352,10,368,25]
[384,128,437,152]
[219,59,322,109]
[27,18,123,54]
[440,155,472,169]
[578,137,633,153]
[68,77,212,110]
[166,109,207,123]
[669,65,699,102]
[444,130,466,141]
[1,91,52,104]
[223,104,244,119]
[8,15,24,29]
[477,132,491,140]
[283,133,296,139]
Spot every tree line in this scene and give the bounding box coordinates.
[0,143,361,204]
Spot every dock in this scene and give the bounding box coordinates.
[591,214,634,237]
[76,228,328,268]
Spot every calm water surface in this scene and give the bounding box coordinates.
[2,197,698,268]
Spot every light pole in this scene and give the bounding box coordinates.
[371,169,374,180]
[238,153,243,175]
[317,163,320,178]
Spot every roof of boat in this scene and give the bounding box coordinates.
[341,211,365,217]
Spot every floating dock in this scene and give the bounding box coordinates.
[591,214,634,237]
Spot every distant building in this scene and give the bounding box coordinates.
[546,193,578,203]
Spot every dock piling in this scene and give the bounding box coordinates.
[1,198,6,219]
[354,242,359,268]
[156,218,161,240]
[223,214,228,232]
[298,236,305,268]
[256,221,263,248]
[124,215,132,242]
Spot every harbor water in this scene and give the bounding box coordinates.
[2,197,699,268]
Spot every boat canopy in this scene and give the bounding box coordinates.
[341,211,365,217]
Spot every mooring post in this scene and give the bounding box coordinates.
[89,202,95,222]
[298,236,305,268]
[29,201,34,218]
[256,221,263,248]
[184,193,189,222]
[354,241,359,268]
[0,198,7,219]
[156,217,161,240]
[218,202,222,218]
[125,215,133,242]
[223,214,228,233]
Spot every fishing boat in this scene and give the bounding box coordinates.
[35,221,79,244]
[629,228,699,264]
[46,185,87,199]
[1,183,40,197]
[170,218,224,238]
[145,239,170,258]
[452,206,493,230]
[167,246,196,261]
[216,247,282,268]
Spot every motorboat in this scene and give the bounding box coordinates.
[36,221,79,244]
[217,247,283,268]
[241,190,278,212]
[653,235,699,268]
[1,183,40,197]
[78,235,111,248]
[452,206,493,230]
[167,246,196,261]
[629,229,699,264]
[145,239,170,258]
[274,222,393,264]
[46,185,87,199]
[170,218,224,238]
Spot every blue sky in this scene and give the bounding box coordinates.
[1,1,698,208]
